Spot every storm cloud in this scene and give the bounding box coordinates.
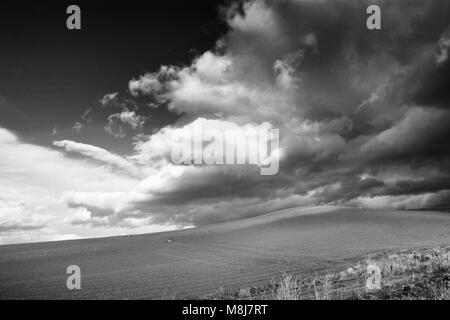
[57,0,450,229]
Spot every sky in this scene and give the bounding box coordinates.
[1,0,450,244]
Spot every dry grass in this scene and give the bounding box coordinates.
[203,245,450,300]
[276,273,299,300]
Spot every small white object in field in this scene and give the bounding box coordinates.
[167,239,172,243]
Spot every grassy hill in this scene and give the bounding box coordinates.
[206,246,450,300]
[1,206,449,299]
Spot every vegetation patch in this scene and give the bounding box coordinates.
[201,246,450,300]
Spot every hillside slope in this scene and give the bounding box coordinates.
[1,206,450,299]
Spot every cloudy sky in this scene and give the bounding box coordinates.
[1,0,449,244]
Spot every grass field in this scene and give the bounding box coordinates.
[1,206,450,299]
[211,245,450,300]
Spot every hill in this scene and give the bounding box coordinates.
[1,206,449,299]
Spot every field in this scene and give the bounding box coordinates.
[1,206,450,299]
[213,246,450,300]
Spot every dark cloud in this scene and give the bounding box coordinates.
[378,177,450,198]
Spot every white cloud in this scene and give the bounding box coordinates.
[436,35,450,65]
[0,127,144,244]
[194,51,232,82]
[274,51,303,90]
[128,69,173,97]
[104,109,147,138]
[228,0,279,39]
[61,118,280,222]
[53,139,142,177]
[72,121,83,132]
[113,109,146,129]
[99,92,119,106]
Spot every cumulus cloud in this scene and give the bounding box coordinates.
[228,0,279,39]
[129,73,163,97]
[0,126,171,244]
[60,0,450,230]
[0,199,50,232]
[61,118,283,224]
